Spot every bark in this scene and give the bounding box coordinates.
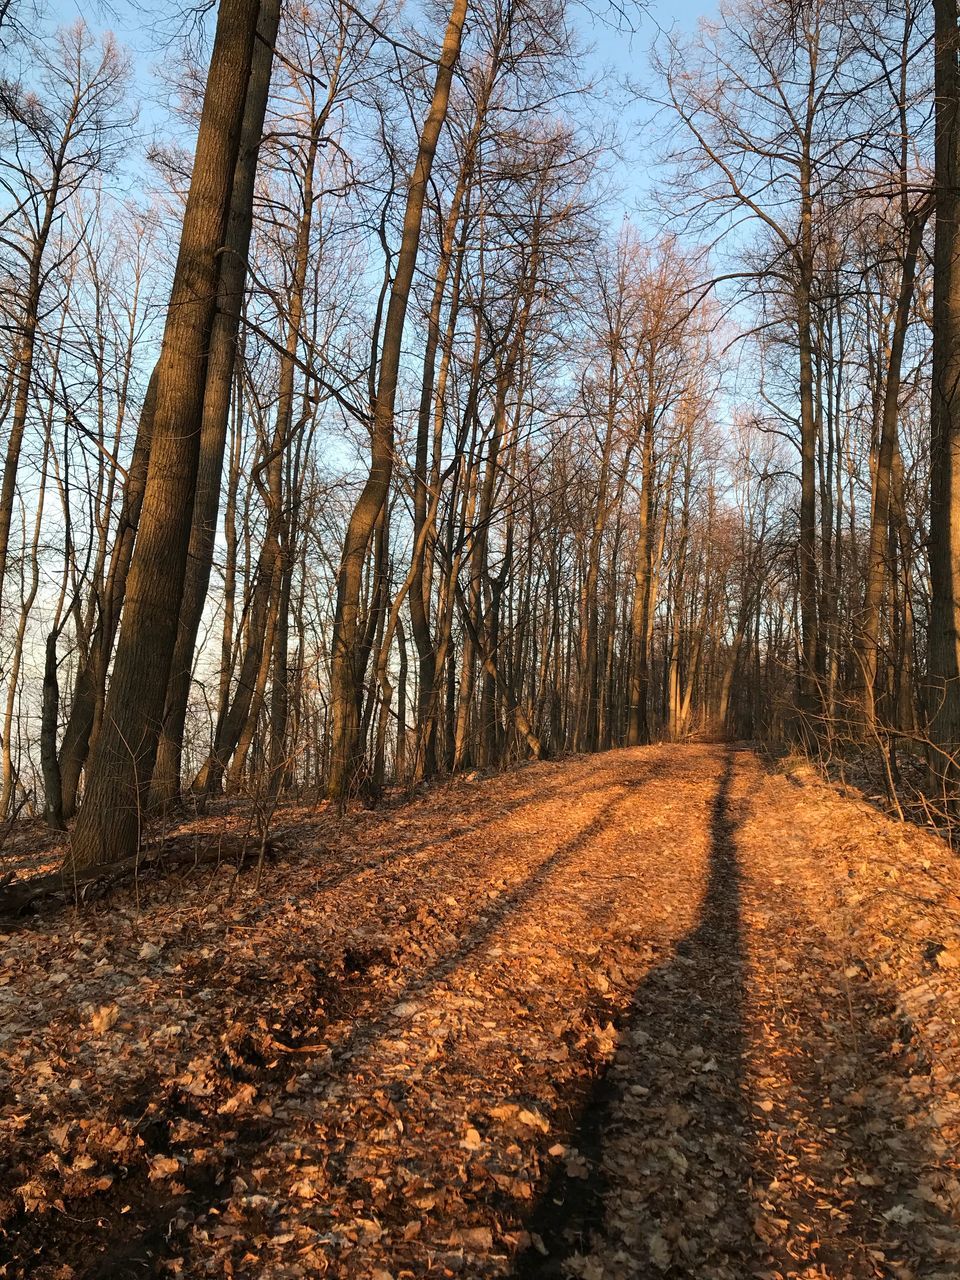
[929,0,960,778]
[58,370,157,818]
[226,566,280,791]
[327,0,468,800]
[856,210,927,728]
[266,514,294,800]
[151,0,281,808]
[795,48,822,724]
[40,633,65,830]
[193,519,281,796]
[410,198,465,780]
[0,442,46,815]
[796,274,820,718]
[627,407,655,746]
[65,0,263,871]
[576,376,617,753]
[409,64,494,782]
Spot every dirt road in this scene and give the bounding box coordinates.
[3,745,960,1278]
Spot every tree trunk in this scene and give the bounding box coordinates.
[65,0,263,871]
[857,210,926,729]
[151,0,281,808]
[627,411,655,746]
[930,0,960,782]
[40,633,65,830]
[58,370,157,818]
[327,0,468,801]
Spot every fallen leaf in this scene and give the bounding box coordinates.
[89,1004,119,1034]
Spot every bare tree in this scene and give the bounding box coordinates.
[327,0,468,801]
[65,0,268,871]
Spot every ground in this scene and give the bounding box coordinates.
[2,744,960,1279]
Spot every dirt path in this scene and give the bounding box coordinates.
[3,745,960,1278]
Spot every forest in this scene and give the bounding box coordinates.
[3,0,960,1276]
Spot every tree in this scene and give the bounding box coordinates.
[326,0,469,801]
[929,0,960,783]
[656,0,864,726]
[0,22,130,626]
[65,0,267,870]
[150,0,281,808]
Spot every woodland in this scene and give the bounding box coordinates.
[4,0,960,1276]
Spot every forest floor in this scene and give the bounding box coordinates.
[3,745,960,1279]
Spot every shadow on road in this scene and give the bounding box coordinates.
[514,749,955,1277]
[3,765,658,1279]
[514,749,753,1276]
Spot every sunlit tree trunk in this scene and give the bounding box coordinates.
[930,0,960,781]
[627,406,655,746]
[327,0,468,801]
[151,0,280,808]
[65,0,264,871]
[857,212,926,728]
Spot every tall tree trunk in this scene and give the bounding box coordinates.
[856,210,926,729]
[40,631,65,830]
[627,410,655,746]
[410,202,465,781]
[227,563,280,791]
[930,0,960,782]
[327,0,468,801]
[267,522,294,799]
[577,382,616,753]
[58,368,157,818]
[151,0,280,808]
[0,124,68,626]
[65,0,264,871]
[1,439,47,815]
[795,76,821,726]
[191,59,328,801]
[796,277,820,721]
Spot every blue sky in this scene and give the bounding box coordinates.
[35,0,719,240]
[43,0,719,127]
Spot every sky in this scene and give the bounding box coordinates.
[28,0,729,456]
[3,0,729,695]
[38,0,720,219]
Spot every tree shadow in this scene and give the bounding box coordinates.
[0,757,599,922]
[513,749,753,1276]
[513,750,956,1278]
[11,747,955,1278]
[291,763,661,1072]
[1,764,657,1278]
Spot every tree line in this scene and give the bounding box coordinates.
[0,0,958,870]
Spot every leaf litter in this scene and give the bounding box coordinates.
[1,744,959,1277]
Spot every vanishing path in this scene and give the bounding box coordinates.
[3,746,960,1278]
